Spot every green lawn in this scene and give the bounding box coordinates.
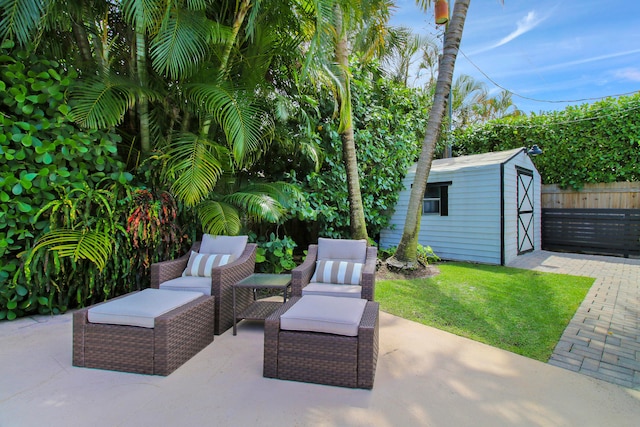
[376,262,594,362]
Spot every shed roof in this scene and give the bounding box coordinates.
[430,148,526,172]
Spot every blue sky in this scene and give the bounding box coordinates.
[390,0,640,114]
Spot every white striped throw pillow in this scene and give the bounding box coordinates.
[311,260,364,285]
[182,251,234,277]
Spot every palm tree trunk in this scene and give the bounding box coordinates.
[390,0,470,267]
[220,0,252,74]
[334,4,368,241]
[134,11,151,154]
[71,19,93,65]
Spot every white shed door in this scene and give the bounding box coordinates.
[517,167,535,254]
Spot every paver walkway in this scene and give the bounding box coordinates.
[508,250,640,389]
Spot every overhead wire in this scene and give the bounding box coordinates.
[453,50,640,128]
[484,102,640,129]
[459,50,640,105]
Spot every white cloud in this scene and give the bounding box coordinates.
[469,10,549,55]
[493,11,544,48]
[614,68,640,82]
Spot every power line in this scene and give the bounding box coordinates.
[459,50,640,104]
[481,102,640,129]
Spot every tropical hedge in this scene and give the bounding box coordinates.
[0,43,194,320]
[453,93,640,189]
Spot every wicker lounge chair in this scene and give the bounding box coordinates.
[263,296,379,389]
[291,238,377,301]
[151,235,256,335]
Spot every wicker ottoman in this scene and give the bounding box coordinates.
[73,289,215,376]
[263,296,379,389]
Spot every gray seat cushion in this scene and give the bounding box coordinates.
[280,295,367,336]
[159,276,212,295]
[301,283,362,299]
[87,289,204,328]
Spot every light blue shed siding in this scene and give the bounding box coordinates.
[380,149,541,265]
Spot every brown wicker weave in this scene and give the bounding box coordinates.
[150,242,256,335]
[263,297,379,389]
[73,293,215,376]
[291,244,377,301]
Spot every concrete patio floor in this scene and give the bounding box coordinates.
[2,302,640,427]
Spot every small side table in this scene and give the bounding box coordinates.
[232,273,292,335]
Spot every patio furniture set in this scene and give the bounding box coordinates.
[72,236,379,388]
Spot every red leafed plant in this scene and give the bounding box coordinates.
[127,190,190,286]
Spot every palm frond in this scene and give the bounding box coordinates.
[0,0,46,46]
[27,229,112,272]
[184,0,207,9]
[299,139,324,172]
[197,200,241,236]
[187,82,273,166]
[150,8,216,79]
[121,0,164,33]
[69,75,138,129]
[241,182,303,209]
[296,0,336,76]
[163,132,226,207]
[221,191,284,223]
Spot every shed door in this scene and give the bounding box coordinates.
[517,167,535,254]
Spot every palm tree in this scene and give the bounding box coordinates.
[451,74,487,128]
[474,90,523,122]
[388,0,472,269]
[381,28,439,88]
[304,0,393,241]
[333,3,369,241]
[417,36,442,87]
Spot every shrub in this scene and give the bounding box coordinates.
[0,43,195,320]
[0,42,132,319]
[251,232,297,274]
[454,93,640,189]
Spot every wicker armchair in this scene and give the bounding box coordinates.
[151,238,256,335]
[291,238,377,301]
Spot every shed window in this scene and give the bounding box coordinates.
[423,182,450,216]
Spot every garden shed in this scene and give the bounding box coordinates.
[380,148,541,265]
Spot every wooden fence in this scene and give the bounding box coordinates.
[541,182,639,209]
[540,182,640,258]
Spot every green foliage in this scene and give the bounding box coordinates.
[301,62,430,238]
[379,244,440,266]
[0,42,131,319]
[15,183,129,313]
[25,186,117,276]
[0,44,196,320]
[454,93,640,189]
[196,176,303,236]
[251,232,297,274]
[7,185,194,319]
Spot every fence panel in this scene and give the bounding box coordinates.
[542,208,640,258]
